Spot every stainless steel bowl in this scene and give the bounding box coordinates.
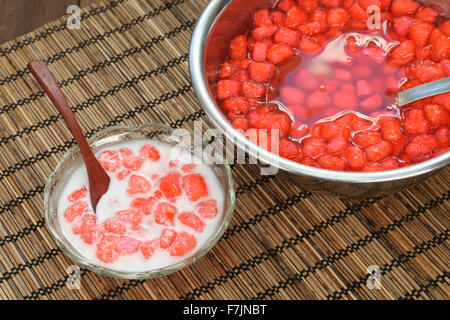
[189,0,450,197]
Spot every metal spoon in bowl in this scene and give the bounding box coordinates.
[267,55,450,108]
[397,77,450,106]
[28,60,110,213]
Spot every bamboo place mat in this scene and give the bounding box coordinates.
[0,0,448,300]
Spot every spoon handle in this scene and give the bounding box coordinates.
[28,61,92,157]
[397,77,450,107]
[28,60,109,212]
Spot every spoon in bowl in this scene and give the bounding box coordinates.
[267,56,450,108]
[28,60,110,213]
[397,77,450,106]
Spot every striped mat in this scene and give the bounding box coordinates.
[0,0,448,299]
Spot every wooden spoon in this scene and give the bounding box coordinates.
[28,60,110,213]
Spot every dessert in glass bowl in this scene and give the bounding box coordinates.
[45,124,234,279]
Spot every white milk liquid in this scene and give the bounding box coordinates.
[57,139,225,272]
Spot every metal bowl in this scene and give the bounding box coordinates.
[189,0,450,197]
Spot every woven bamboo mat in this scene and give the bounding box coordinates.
[0,0,448,300]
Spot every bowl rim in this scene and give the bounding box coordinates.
[44,123,236,279]
[189,0,450,184]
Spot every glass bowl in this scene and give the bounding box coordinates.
[44,123,235,279]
